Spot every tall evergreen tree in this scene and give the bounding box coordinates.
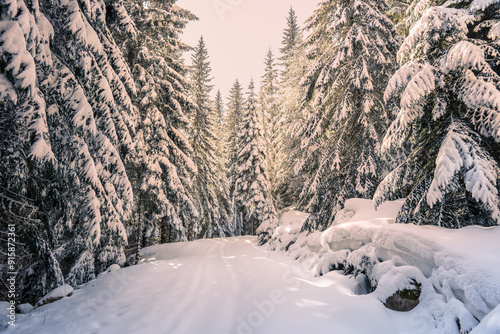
[375,0,500,228]
[234,81,278,242]
[259,49,280,208]
[214,89,228,179]
[297,0,401,231]
[0,0,138,301]
[225,79,245,234]
[279,7,301,78]
[274,8,308,210]
[188,37,232,239]
[117,0,199,247]
[214,88,237,234]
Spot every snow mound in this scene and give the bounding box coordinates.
[270,199,500,334]
[332,198,405,225]
[269,211,309,251]
[97,264,121,278]
[17,303,34,314]
[36,284,73,307]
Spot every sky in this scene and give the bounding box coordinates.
[177,0,318,99]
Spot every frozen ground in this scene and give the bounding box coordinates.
[5,237,435,334]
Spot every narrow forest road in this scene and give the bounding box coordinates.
[8,237,420,334]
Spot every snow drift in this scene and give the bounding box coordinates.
[269,199,500,334]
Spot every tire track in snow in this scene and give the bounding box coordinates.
[161,241,211,333]
[217,239,240,332]
[163,239,242,333]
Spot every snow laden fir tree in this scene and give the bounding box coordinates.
[375,0,500,228]
[115,0,199,247]
[297,0,401,231]
[233,81,278,244]
[225,79,245,231]
[259,49,280,209]
[274,7,308,210]
[0,0,136,300]
[188,36,232,239]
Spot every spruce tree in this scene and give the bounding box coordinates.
[42,0,138,279]
[259,49,280,208]
[118,0,199,246]
[0,18,64,299]
[225,79,245,234]
[214,90,228,180]
[234,81,278,243]
[279,7,301,77]
[0,0,138,301]
[297,0,401,231]
[188,37,232,239]
[274,8,308,210]
[375,0,500,228]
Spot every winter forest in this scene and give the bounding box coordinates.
[1,0,500,333]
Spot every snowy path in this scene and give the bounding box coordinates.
[7,237,417,334]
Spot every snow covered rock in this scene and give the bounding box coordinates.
[105,264,121,272]
[36,285,73,307]
[383,280,421,312]
[16,303,34,314]
[97,264,121,278]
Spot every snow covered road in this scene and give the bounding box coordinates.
[6,237,422,334]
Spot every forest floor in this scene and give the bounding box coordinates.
[4,236,426,334]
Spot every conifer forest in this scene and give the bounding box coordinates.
[1,0,500,333]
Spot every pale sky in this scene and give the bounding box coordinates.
[177,0,318,98]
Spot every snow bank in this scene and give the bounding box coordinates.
[270,199,500,334]
[16,303,34,314]
[36,284,74,307]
